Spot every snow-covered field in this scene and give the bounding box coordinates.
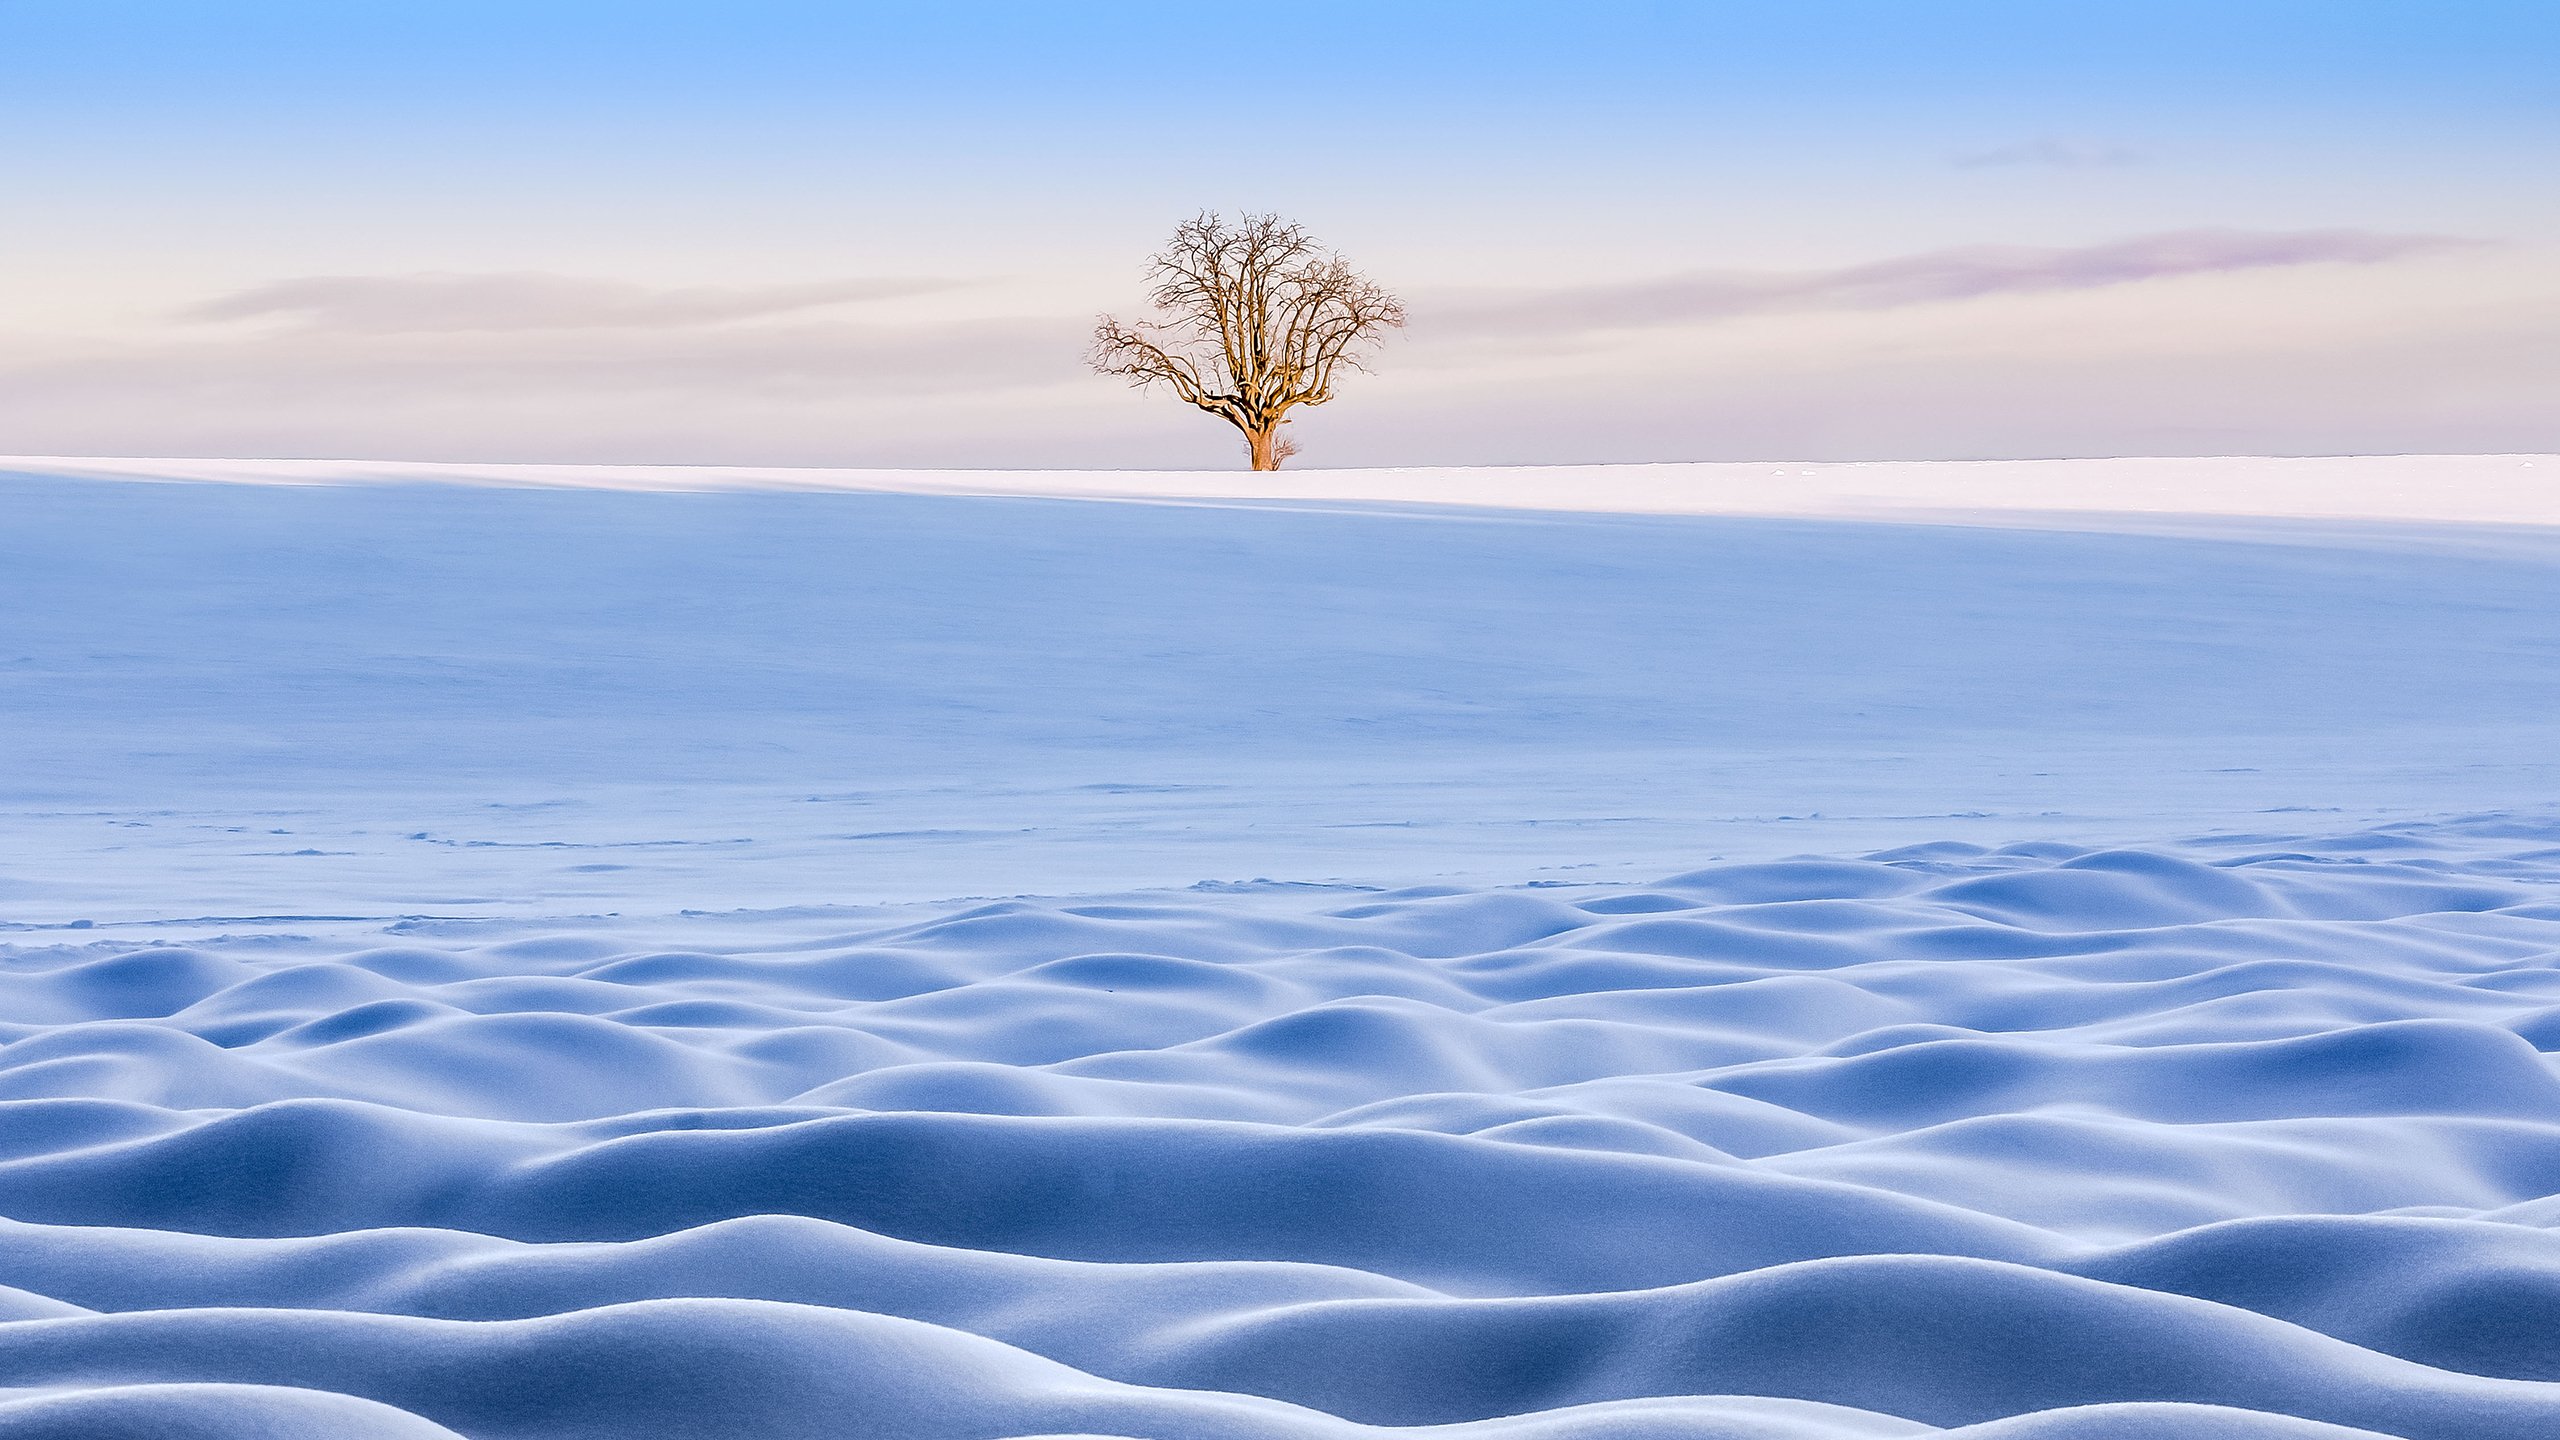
[4,459,2560,1438]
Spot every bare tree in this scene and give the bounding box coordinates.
[1092,212,1403,470]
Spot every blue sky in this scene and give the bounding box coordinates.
[2,1,2554,466]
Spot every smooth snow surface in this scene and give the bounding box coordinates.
[5,462,2560,1438]
[13,452,2560,528]
[5,467,2559,927]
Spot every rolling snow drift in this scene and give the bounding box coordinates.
[3,824,2560,1438]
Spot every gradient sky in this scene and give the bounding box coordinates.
[3,1,2555,468]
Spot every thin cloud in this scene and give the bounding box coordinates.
[1423,229,2487,342]
[183,272,974,334]
[1954,137,2148,169]
[14,311,1090,403]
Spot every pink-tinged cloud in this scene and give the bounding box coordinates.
[184,273,972,334]
[1424,228,2487,340]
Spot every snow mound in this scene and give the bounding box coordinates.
[5,821,2560,1437]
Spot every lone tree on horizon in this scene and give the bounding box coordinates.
[1091,212,1404,470]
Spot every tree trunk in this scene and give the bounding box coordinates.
[1246,426,1281,471]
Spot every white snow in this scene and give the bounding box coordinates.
[12,451,2558,527]
[3,458,2557,929]
[3,458,2559,1438]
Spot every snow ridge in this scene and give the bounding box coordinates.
[4,818,2560,1438]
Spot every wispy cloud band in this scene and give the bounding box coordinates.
[1423,228,2485,342]
[184,273,972,334]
